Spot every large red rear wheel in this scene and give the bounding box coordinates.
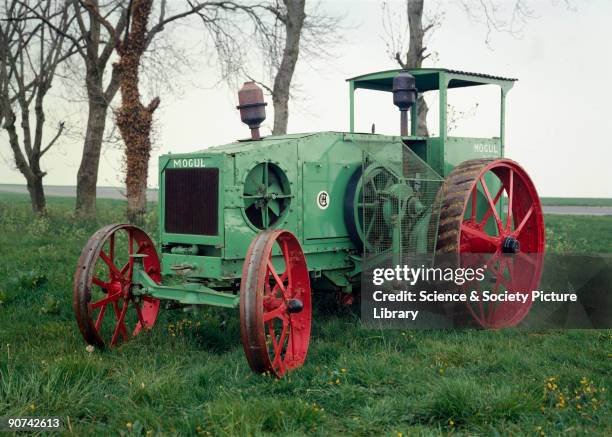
[74,224,161,348]
[437,159,545,328]
[240,230,312,378]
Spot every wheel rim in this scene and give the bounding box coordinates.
[240,229,311,377]
[437,159,545,328]
[73,224,161,348]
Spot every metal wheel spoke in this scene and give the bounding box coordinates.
[478,186,503,228]
[267,260,287,297]
[281,240,293,293]
[264,296,284,309]
[111,300,128,339]
[489,262,512,291]
[513,206,534,237]
[272,320,289,370]
[100,251,122,279]
[264,305,287,322]
[268,321,278,350]
[95,305,106,331]
[517,251,536,266]
[92,276,110,291]
[479,178,503,231]
[484,250,503,273]
[90,292,120,309]
[505,257,515,288]
[271,272,288,297]
[460,224,498,246]
[111,299,129,346]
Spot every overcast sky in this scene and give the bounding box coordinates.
[1,0,611,198]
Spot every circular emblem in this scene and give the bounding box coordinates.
[317,191,330,210]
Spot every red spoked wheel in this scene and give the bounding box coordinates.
[240,229,312,378]
[437,159,545,328]
[73,224,161,348]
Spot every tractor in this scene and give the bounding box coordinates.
[73,68,545,377]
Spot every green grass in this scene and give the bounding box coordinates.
[545,215,612,254]
[0,193,610,436]
[540,197,612,207]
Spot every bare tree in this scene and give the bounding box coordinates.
[0,0,73,214]
[111,0,158,223]
[232,0,340,135]
[21,1,249,218]
[385,0,432,135]
[384,0,568,136]
[266,0,306,136]
[15,0,128,219]
[28,0,306,220]
[81,0,160,223]
[81,0,294,222]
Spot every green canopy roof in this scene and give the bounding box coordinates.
[347,68,517,93]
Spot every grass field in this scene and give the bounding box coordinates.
[0,192,610,436]
[540,197,612,207]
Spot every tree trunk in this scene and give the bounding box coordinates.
[2,107,47,215]
[271,0,306,136]
[126,183,147,223]
[414,96,428,136]
[405,0,429,136]
[75,78,109,219]
[26,174,46,215]
[271,91,289,136]
[121,93,155,224]
[115,0,158,224]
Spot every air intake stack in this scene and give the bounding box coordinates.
[237,81,267,140]
[392,71,417,136]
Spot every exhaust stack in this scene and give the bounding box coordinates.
[237,81,267,140]
[392,71,417,136]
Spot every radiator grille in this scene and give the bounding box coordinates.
[164,168,219,235]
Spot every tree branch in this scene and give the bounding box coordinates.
[40,121,65,156]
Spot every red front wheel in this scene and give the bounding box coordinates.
[240,229,312,377]
[73,224,161,348]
